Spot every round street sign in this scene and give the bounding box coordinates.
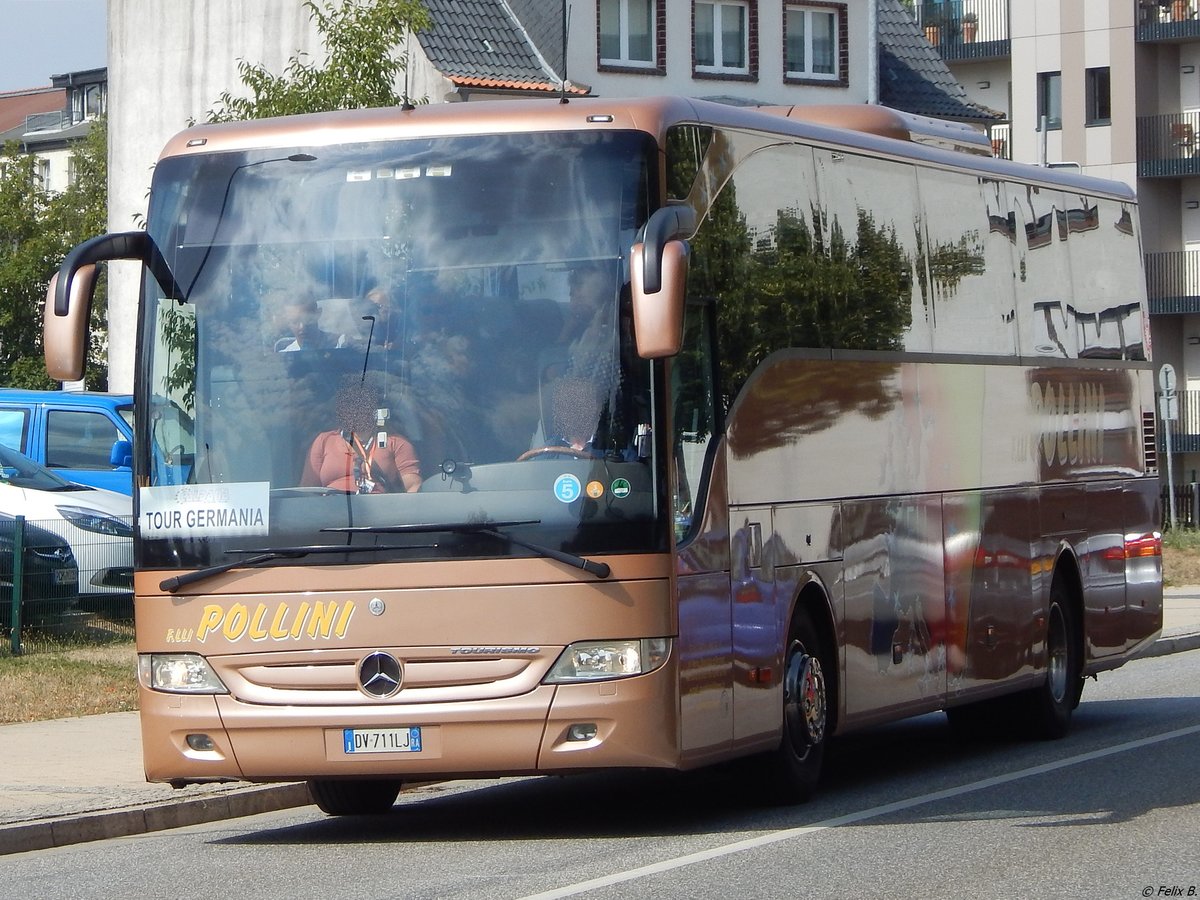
[1160,363,1176,393]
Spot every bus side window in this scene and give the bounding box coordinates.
[672,297,718,541]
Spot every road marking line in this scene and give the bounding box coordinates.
[519,723,1200,899]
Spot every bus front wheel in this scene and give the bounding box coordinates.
[307,778,403,816]
[766,609,829,803]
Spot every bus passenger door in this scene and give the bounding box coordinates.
[729,506,779,744]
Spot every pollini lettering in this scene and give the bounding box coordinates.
[193,601,355,643]
[1028,381,1106,467]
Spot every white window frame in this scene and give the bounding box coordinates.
[695,0,750,75]
[785,5,839,81]
[599,0,657,68]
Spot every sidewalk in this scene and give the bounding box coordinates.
[2,590,1198,857]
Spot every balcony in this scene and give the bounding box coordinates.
[1137,0,1200,41]
[1145,250,1200,314]
[1137,112,1200,177]
[915,0,1010,61]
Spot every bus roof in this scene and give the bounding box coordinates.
[163,96,1136,204]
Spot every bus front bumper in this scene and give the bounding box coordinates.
[139,662,680,784]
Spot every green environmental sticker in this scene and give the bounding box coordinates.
[611,478,631,499]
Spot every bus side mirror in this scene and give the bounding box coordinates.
[630,205,695,359]
[44,266,98,382]
[630,240,688,359]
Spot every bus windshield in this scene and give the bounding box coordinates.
[136,130,665,570]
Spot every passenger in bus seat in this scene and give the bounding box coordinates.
[274,297,348,352]
[300,380,421,493]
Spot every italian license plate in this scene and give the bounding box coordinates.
[343,727,422,754]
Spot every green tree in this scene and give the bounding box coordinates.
[0,115,108,389]
[206,0,432,122]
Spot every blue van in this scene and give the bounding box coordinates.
[0,390,134,494]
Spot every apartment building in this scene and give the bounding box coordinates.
[922,1,1200,490]
[0,68,106,194]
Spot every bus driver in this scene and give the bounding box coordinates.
[300,380,423,493]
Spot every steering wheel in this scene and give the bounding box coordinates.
[517,445,597,461]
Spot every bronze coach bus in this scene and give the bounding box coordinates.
[44,96,1162,815]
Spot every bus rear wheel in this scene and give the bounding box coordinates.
[1021,580,1082,739]
[765,609,829,804]
[307,778,403,816]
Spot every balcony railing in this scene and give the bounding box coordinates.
[22,111,70,134]
[914,0,1010,61]
[1137,0,1200,40]
[1136,111,1200,177]
[1145,250,1200,313]
[989,122,1011,159]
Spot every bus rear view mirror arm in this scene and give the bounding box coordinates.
[636,205,696,294]
[53,231,184,317]
[45,231,183,382]
[631,205,695,359]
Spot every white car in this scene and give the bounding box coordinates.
[0,443,132,614]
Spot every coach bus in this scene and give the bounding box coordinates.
[44,96,1162,815]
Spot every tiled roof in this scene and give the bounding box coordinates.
[415,0,994,112]
[877,0,999,123]
[417,0,588,95]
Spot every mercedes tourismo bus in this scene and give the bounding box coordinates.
[44,96,1163,815]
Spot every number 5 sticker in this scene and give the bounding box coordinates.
[553,474,582,503]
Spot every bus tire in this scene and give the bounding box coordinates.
[764,608,829,804]
[1019,577,1082,739]
[307,778,403,815]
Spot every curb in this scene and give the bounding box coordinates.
[0,783,311,856]
[1136,630,1200,660]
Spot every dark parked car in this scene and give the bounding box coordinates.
[0,513,79,629]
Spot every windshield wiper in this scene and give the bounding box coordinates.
[323,520,611,579]
[159,543,433,593]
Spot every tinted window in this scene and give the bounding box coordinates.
[45,410,122,470]
[0,409,29,453]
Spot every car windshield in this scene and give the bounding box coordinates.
[0,443,75,491]
[137,130,667,570]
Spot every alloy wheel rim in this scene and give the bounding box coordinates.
[784,641,826,756]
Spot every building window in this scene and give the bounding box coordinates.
[1038,71,1062,130]
[67,156,78,188]
[36,158,50,187]
[599,0,660,69]
[784,3,846,84]
[695,0,754,76]
[1086,67,1111,126]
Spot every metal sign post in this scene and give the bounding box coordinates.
[1160,364,1178,530]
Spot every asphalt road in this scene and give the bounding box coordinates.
[9,649,1200,900]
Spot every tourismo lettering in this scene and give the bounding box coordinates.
[194,601,356,643]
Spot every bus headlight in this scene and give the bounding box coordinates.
[139,653,229,694]
[544,638,671,683]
